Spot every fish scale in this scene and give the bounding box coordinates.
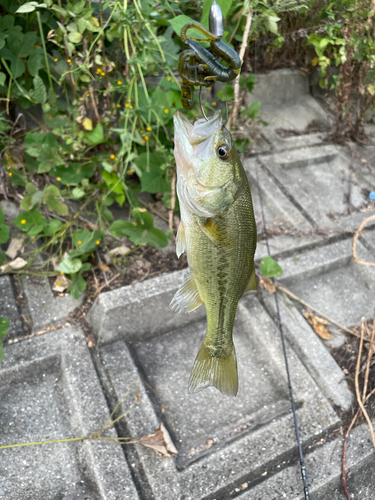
[171,109,257,396]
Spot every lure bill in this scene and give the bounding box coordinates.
[171,110,257,396]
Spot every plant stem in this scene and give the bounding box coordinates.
[37,11,54,93]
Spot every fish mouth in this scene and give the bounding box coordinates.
[174,110,222,145]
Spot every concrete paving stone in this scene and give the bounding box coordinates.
[89,268,206,346]
[23,274,84,333]
[238,422,375,499]
[262,292,352,411]
[261,128,327,152]
[0,327,138,500]
[0,275,28,341]
[278,238,375,328]
[98,294,341,500]
[361,227,375,258]
[260,145,375,232]
[243,157,323,261]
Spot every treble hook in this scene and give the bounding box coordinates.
[199,86,229,126]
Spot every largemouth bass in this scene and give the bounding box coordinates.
[171,109,257,396]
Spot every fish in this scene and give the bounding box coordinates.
[171,109,257,396]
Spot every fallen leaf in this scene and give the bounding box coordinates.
[1,257,28,272]
[52,274,70,292]
[98,262,111,272]
[135,390,141,403]
[108,245,131,256]
[303,311,331,340]
[258,276,276,294]
[140,422,177,457]
[6,238,23,259]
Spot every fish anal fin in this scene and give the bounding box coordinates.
[170,274,203,314]
[199,219,232,247]
[188,340,238,396]
[176,221,186,258]
[245,268,257,292]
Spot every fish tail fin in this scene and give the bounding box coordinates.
[188,339,238,396]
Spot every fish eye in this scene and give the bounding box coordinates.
[217,144,231,161]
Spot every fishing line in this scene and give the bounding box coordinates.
[255,162,310,499]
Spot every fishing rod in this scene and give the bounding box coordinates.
[177,2,310,498]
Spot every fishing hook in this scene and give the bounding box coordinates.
[199,85,228,126]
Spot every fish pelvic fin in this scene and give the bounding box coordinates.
[170,274,203,314]
[199,219,232,247]
[176,221,186,258]
[245,268,257,292]
[188,340,238,396]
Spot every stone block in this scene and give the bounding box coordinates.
[99,294,341,500]
[278,238,375,327]
[23,275,84,333]
[0,327,138,500]
[249,69,309,106]
[89,268,206,346]
[243,157,322,261]
[260,145,375,232]
[238,422,375,499]
[0,275,28,341]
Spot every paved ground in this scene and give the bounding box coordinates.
[1,69,375,499]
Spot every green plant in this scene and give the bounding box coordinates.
[0,317,10,361]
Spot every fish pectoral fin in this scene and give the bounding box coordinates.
[176,221,186,258]
[199,219,232,247]
[245,268,257,292]
[170,274,203,314]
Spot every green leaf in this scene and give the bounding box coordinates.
[14,210,47,231]
[72,187,85,199]
[243,100,261,120]
[169,15,201,37]
[16,2,46,13]
[56,255,82,274]
[0,205,4,225]
[0,72,6,86]
[53,162,95,185]
[43,185,69,215]
[265,15,280,35]
[84,123,104,145]
[68,31,82,43]
[217,84,234,101]
[110,208,168,247]
[27,224,45,236]
[29,75,47,104]
[260,256,283,278]
[201,0,232,28]
[72,229,102,253]
[0,317,10,362]
[0,224,10,244]
[28,52,44,77]
[0,253,7,266]
[43,219,63,235]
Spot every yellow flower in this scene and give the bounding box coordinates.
[110,154,115,159]
[21,219,26,224]
[171,137,174,142]
[67,58,71,63]
[164,108,169,113]
[6,166,10,169]
[117,80,122,85]
[57,282,61,286]
[56,177,61,181]
[77,241,82,245]
[141,139,146,144]
[145,136,149,140]
[146,126,152,131]
[141,130,144,134]
[96,240,100,245]
[8,172,13,176]
[86,93,90,97]
[129,105,133,109]
[54,58,58,62]
[79,97,83,101]
[212,102,217,106]
[167,77,172,81]
[125,103,129,107]
[117,104,120,108]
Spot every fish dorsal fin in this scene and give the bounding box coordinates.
[199,219,232,247]
[176,221,186,258]
[170,274,203,314]
[245,268,257,292]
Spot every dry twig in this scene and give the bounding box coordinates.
[352,213,375,266]
[227,8,253,129]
